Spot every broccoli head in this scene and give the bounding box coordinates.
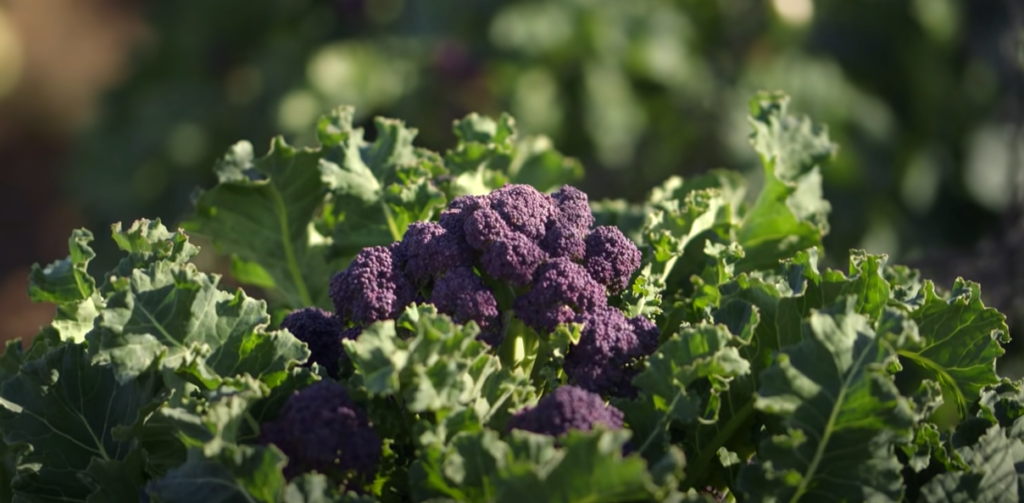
[507,385,624,437]
[280,308,344,378]
[583,226,641,294]
[330,244,416,327]
[563,306,660,397]
[513,258,607,333]
[260,381,382,485]
[430,267,502,345]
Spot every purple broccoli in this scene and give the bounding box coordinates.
[430,267,502,345]
[487,184,558,242]
[324,183,657,400]
[551,185,594,235]
[438,194,490,239]
[260,381,382,485]
[564,306,660,397]
[583,226,641,294]
[397,222,473,287]
[480,232,548,287]
[507,385,624,437]
[540,219,587,261]
[280,308,344,378]
[329,244,416,327]
[513,258,607,333]
[463,208,511,251]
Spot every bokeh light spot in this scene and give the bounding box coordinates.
[772,0,814,26]
[278,89,322,134]
[166,123,208,169]
[0,8,22,99]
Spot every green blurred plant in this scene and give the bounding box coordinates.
[70,0,1022,280]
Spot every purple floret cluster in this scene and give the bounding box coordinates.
[279,308,354,378]
[507,385,624,437]
[260,381,382,484]
[326,183,658,397]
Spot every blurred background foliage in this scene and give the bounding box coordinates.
[1,0,1023,357]
[71,0,1024,266]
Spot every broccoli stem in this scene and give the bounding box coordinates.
[497,313,538,373]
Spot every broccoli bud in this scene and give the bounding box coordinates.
[480,232,548,288]
[551,185,594,234]
[513,258,606,333]
[280,308,344,378]
[329,244,416,327]
[540,220,587,261]
[260,381,382,485]
[583,226,641,294]
[431,267,502,345]
[507,385,624,437]
[398,222,474,287]
[488,184,558,242]
[564,306,658,397]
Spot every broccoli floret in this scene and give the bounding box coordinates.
[330,244,416,327]
[488,184,558,242]
[507,385,624,437]
[438,194,490,240]
[397,222,473,287]
[583,226,641,294]
[430,267,502,345]
[513,258,607,333]
[629,315,660,355]
[480,232,549,287]
[463,208,511,251]
[281,308,344,378]
[551,185,594,234]
[563,306,660,397]
[540,219,586,261]
[260,381,382,485]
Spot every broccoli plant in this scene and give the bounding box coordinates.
[0,93,1018,503]
[327,181,655,397]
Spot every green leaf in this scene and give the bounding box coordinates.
[718,249,898,378]
[157,376,267,457]
[738,92,837,271]
[918,425,1024,503]
[87,258,307,384]
[28,228,96,304]
[82,448,147,503]
[146,445,287,503]
[319,111,443,257]
[634,324,751,425]
[497,430,654,503]
[284,472,377,503]
[643,178,730,265]
[974,380,1024,440]
[897,279,1009,420]
[184,137,332,309]
[348,306,503,414]
[632,176,736,318]
[781,249,892,321]
[444,112,582,194]
[108,218,200,279]
[0,344,163,503]
[419,429,656,503]
[738,299,915,503]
